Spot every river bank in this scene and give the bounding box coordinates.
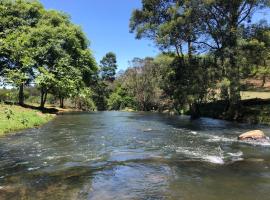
[197,98,270,125]
[0,104,56,136]
[119,100,270,125]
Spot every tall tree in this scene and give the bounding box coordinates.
[129,0,209,116]
[100,52,118,81]
[198,0,269,115]
[241,21,270,86]
[30,10,97,108]
[0,0,44,105]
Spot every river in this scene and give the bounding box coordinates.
[0,111,270,199]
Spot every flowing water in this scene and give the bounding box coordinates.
[0,111,270,200]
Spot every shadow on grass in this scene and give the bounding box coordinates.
[3,102,59,114]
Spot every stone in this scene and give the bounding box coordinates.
[238,130,266,141]
[143,128,153,132]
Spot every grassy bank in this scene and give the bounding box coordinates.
[0,104,55,136]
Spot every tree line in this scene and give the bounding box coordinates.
[106,0,270,118]
[1,0,270,118]
[101,0,270,119]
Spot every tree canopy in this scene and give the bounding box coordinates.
[0,0,97,110]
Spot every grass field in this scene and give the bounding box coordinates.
[0,104,55,136]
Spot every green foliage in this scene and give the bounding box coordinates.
[20,115,29,126]
[4,107,14,120]
[107,86,135,110]
[100,52,118,81]
[112,55,173,111]
[74,88,96,111]
[0,88,19,102]
[108,92,123,110]
[130,0,270,117]
[92,79,110,111]
[0,0,45,105]
[240,22,270,86]
[0,0,97,109]
[217,78,230,101]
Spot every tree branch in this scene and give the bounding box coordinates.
[238,2,255,25]
[193,41,219,50]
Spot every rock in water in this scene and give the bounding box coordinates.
[143,128,153,132]
[238,130,266,141]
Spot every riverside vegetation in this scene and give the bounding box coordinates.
[0,0,270,135]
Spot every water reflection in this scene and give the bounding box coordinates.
[0,111,269,199]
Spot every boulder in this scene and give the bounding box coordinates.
[238,130,266,141]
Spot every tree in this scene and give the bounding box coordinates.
[198,0,269,113]
[0,0,44,105]
[129,0,210,115]
[100,52,118,81]
[240,21,270,87]
[0,27,36,105]
[29,10,97,109]
[107,86,129,110]
[130,0,200,60]
[118,57,163,111]
[91,78,110,111]
[73,87,96,111]
[0,1,97,109]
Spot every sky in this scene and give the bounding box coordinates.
[40,0,270,71]
[40,0,158,71]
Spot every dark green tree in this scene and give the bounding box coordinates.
[100,52,118,81]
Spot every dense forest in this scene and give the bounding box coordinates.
[0,0,270,122]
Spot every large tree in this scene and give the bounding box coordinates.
[240,21,270,87]
[100,52,118,81]
[0,0,44,105]
[30,10,97,108]
[198,0,269,115]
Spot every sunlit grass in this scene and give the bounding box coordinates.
[0,104,55,136]
[241,91,270,100]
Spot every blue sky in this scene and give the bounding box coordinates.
[40,0,157,71]
[40,0,270,71]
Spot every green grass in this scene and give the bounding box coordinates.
[0,104,55,136]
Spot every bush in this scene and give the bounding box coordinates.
[107,87,136,110]
[108,93,122,110]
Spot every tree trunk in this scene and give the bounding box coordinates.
[190,103,200,120]
[18,83,24,106]
[60,97,64,108]
[227,8,241,110]
[40,89,48,109]
[40,90,45,109]
[261,75,266,88]
[187,39,192,62]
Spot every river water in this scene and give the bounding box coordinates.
[0,111,270,200]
